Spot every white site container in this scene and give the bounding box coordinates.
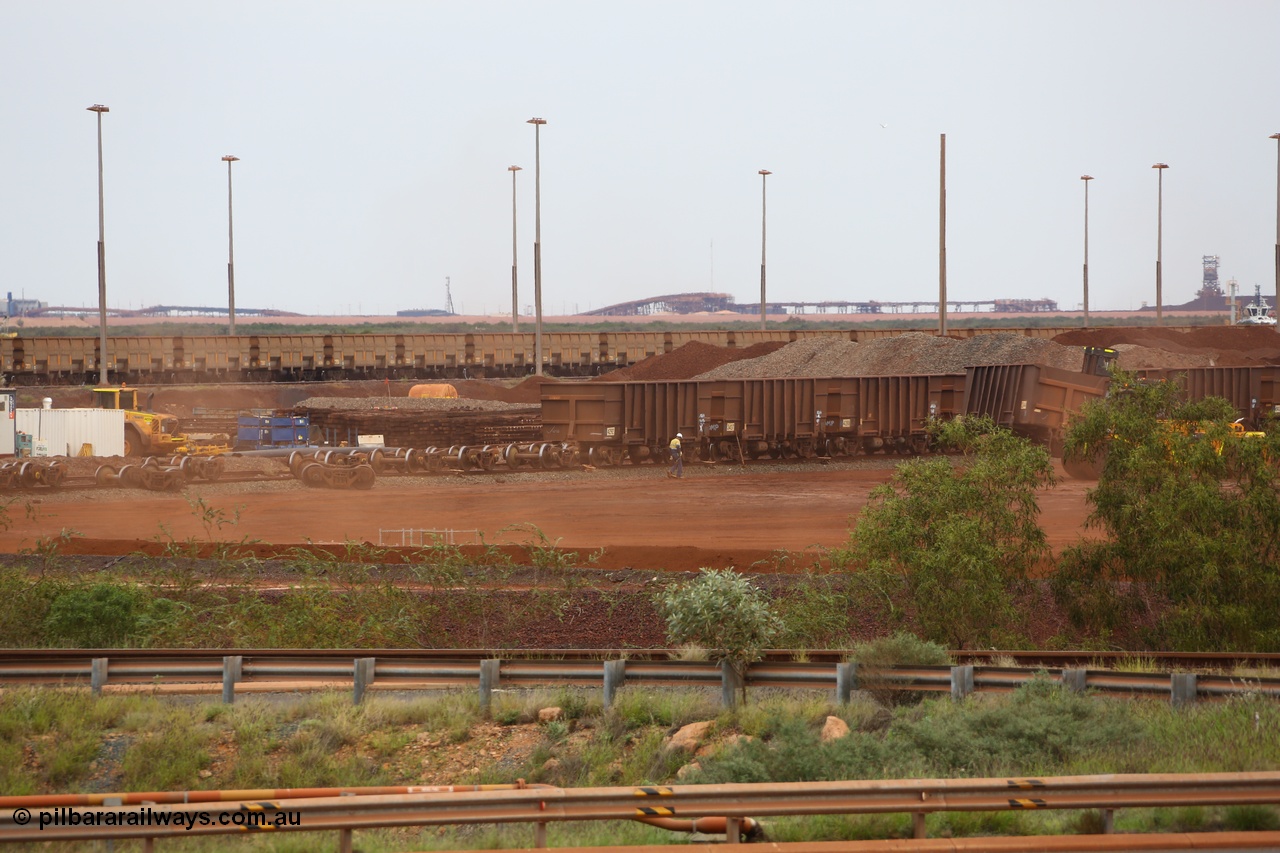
[0,391,14,456]
[16,408,125,458]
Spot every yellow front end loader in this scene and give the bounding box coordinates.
[91,387,228,457]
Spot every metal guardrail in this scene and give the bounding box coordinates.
[11,647,1280,668]
[3,652,1279,708]
[4,773,1280,849]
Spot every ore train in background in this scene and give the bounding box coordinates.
[0,326,1196,386]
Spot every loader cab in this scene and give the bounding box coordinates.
[92,386,141,412]
[1082,347,1118,377]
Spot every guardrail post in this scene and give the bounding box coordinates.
[221,655,243,705]
[91,658,108,695]
[720,661,743,709]
[912,811,927,838]
[339,826,354,853]
[1170,673,1198,707]
[353,657,376,705]
[1062,668,1087,693]
[1102,808,1114,833]
[534,820,548,848]
[835,662,857,704]
[725,816,741,841]
[479,659,501,715]
[603,660,626,710]
[950,665,974,702]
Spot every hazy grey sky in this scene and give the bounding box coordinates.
[3,1,1278,317]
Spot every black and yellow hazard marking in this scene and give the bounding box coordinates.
[239,802,280,811]
[636,806,677,817]
[1008,798,1047,809]
[634,787,674,797]
[1005,779,1045,789]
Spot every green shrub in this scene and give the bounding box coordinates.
[774,572,857,649]
[852,632,950,707]
[693,718,907,784]
[42,584,148,647]
[1057,373,1280,651]
[843,417,1053,648]
[654,569,782,695]
[890,677,1144,776]
[1223,805,1280,831]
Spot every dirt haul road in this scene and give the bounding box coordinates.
[0,462,1096,570]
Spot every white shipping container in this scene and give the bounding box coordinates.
[0,391,14,456]
[16,409,125,458]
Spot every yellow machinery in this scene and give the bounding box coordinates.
[91,387,228,457]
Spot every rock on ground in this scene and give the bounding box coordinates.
[665,720,715,754]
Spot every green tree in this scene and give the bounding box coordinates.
[655,569,782,689]
[1055,372,1280,650]
[843,416,1054,648]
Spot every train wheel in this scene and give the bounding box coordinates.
[299,462,327,487]
[44,462,66,488]
[119,465,144,489]
[537,443,556,469]
[353,465,376,490]
[95,464,117,486]
[203,457,226,482]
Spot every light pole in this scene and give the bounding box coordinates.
[87,104,110,386]
[1081,175,1093,329]
[1270,133,1280,322]
[222,155,240,335]
[758,169,771,330]
[508,165,522,334]
[939,133,947,337]
[1153,162,1169,326]
[527,118,546,376]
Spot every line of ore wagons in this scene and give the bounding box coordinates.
[539,362,1280,462]
[0,326,1193,384]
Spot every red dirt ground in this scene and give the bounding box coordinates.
[0,463,1096,571]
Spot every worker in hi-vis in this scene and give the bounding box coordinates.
[667,433,683,479]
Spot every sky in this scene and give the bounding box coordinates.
[3,1,1279,318]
